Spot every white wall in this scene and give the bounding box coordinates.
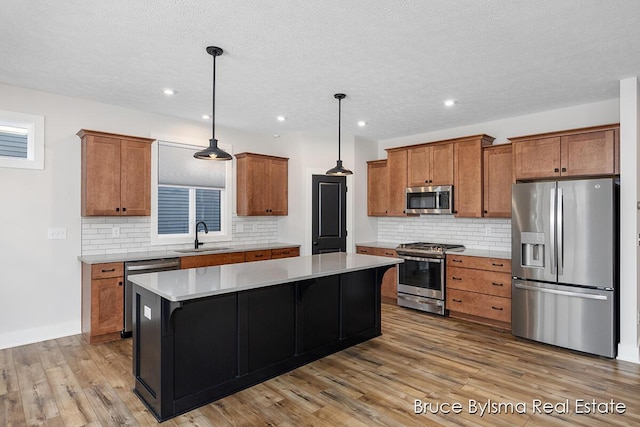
[618,78,640,363]
[378,99,620,153]
[0,83,347,349]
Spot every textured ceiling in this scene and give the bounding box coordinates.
[1,0,640,141]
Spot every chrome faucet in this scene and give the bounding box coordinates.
[194,221,209,248]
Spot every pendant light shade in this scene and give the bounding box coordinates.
[194,46,232,160]
[326,93,353,175]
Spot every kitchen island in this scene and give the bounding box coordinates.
[128,252,401,421]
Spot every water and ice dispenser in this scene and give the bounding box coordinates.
[520,232,545,268]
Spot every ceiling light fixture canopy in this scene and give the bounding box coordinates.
[194,46,232,160]
[326,93,353,176]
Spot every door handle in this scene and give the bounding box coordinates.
[514,283,608,300]
[313,242,318,245]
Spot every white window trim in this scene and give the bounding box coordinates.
[150,136,233,246]
[0,110,44,170]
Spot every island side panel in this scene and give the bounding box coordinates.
[133,264,393,422]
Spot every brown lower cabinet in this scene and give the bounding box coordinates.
[82,246,300,344]
[82,262,124,344]
[356,245,398,304]
[446,254,512,329]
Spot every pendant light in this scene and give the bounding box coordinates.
[194,46,232,160]
[326,93,353,175]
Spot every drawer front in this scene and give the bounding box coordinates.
[245,250,272,262]
[271,247,300,259]
[356,246,397,258]
[446,267,511,298]
[447,288,511,323]
[447,254,511,273]
[91,262,124,279]
[180,252,245,269]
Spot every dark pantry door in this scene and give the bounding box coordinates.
[311,175,347,254]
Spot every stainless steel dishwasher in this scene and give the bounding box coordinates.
[122,258,180,338]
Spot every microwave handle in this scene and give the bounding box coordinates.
[436,192,440,209]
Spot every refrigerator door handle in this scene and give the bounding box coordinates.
[514,283,608,300]
[550,187,556,274]
[557,188,563,276]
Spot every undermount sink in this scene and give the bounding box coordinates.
[174,247,231,254]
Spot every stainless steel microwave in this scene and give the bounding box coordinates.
[406,185,453,214]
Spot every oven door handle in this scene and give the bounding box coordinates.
[397,255,443,263]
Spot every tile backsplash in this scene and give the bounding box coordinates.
[81,216,279,255]
[377,216,511,250]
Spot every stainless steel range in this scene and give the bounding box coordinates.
[396,242,465,315]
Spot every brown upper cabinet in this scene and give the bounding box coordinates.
[367,159,389,216]
[79,129,154,216]
[511,124,619,181]
[235,152,289,216]
[453,135,495,218]
[385,148,411,216]
[407,143,454,187]
[483,144,512,218]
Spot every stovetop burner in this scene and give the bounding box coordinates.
[396,242,465,257]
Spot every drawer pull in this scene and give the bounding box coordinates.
[491,282,504,287]
[255,254,264,258]
[451,276,462,281]
[283,251,290,255]
[118,281,123,286]
[101,268,116,273]
[452,259,463,263]
[452,298,462,303]
[492,263,504,267]
[491,306,503,311]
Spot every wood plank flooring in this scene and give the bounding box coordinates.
[2,303,640,426]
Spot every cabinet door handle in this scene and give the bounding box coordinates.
[101,268,116,273]
[115,207,120,212]
[452,298,462,303]
[118,281,123,286]
[561,167,567,172]
[491,306,503,311]
[492,263,504,267]
[554,168,560,173]
[122,207,126,212]
[491,282,504,287]
[451,259,463,263]
[451,276,462,281]
[484,210,488,214]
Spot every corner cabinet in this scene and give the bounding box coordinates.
[482,143,512,218]
[78,129,154,216]
[511,124,619,181]
[453,135,495,218]
[366,160,389,216]
[236,152,289,216]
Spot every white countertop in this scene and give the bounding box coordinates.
[129,252,402,302]
[78,242,300,264]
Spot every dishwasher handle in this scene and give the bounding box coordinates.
[126,259,180,272]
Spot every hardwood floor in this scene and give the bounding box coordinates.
[2,303,640,426]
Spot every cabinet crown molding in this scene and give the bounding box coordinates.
[508,123,619,143]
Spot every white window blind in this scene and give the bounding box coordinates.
[158,142,226,188]
[0,125,28,158]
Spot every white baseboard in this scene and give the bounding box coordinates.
[617,343,640,364]
[0,321,80,350]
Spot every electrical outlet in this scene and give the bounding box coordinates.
[485,227,492,236]
[47,228,67,240]
[112,226,120,237]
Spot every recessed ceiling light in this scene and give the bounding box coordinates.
[357,121,367,127]
[444,99,456,107]
[202,114,211,120]
[163,88,176,95]
[277,116,286,122]
[273,134,280,138]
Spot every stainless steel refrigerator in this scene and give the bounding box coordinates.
[511,178,619,358]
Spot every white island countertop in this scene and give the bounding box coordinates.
[129,252,403,302]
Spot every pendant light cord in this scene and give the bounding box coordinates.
[337,96,341,160]
[212,52,216,140]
